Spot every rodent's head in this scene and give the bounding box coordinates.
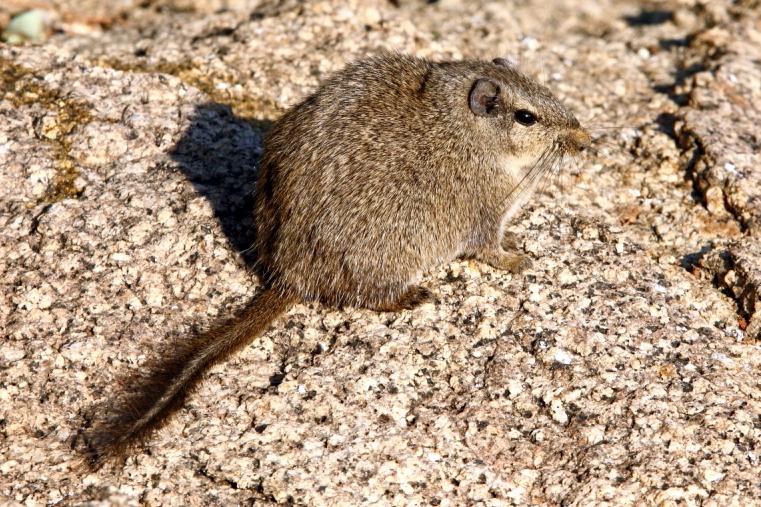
[455,57,590,165]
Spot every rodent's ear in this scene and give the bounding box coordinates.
[469,79,501,117]
[492,57,515,68]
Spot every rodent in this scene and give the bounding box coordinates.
[81,52,590,467]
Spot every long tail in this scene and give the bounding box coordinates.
[81,287,295,468]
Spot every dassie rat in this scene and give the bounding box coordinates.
[82,53,590,467]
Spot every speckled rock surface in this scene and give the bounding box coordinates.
[2,0,760,505]
[699,238,761,341]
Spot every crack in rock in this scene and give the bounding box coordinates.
[669,19,761,234]
[697,239,761,340]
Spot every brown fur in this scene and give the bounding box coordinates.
[81,52,588,468]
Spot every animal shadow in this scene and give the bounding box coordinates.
[169,103,273,266]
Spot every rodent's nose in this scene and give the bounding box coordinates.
[568,128,591,153]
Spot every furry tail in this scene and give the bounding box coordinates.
[81,287,295,468]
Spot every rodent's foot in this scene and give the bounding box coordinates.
[506,253,533,273]
[373,285,434,312]
[478,249,532,274]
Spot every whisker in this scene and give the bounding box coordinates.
[586,125,635,131]
[238,243,257,255]
[556,155,567,192]
[587,136,623,153]
[548,155,564,194]
[502,146,551,203]
[526,149,556,188]
[506,145,559,209]
[535,154,555,193]
[536,151,562,198]
[590,133,621,141]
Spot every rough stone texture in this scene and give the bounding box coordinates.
[2,0,760,505]
[699,238,761,341]
[1,0,138,36]
[673,8,761,235]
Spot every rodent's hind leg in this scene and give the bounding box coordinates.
[476,247,532,274]
[370,285,434,312]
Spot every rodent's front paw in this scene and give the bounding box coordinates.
[500,252,532,274]
[478,249,532,273]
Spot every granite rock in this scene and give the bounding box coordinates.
[1,0,760,505]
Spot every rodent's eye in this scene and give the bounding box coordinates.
[514,110,538,126]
